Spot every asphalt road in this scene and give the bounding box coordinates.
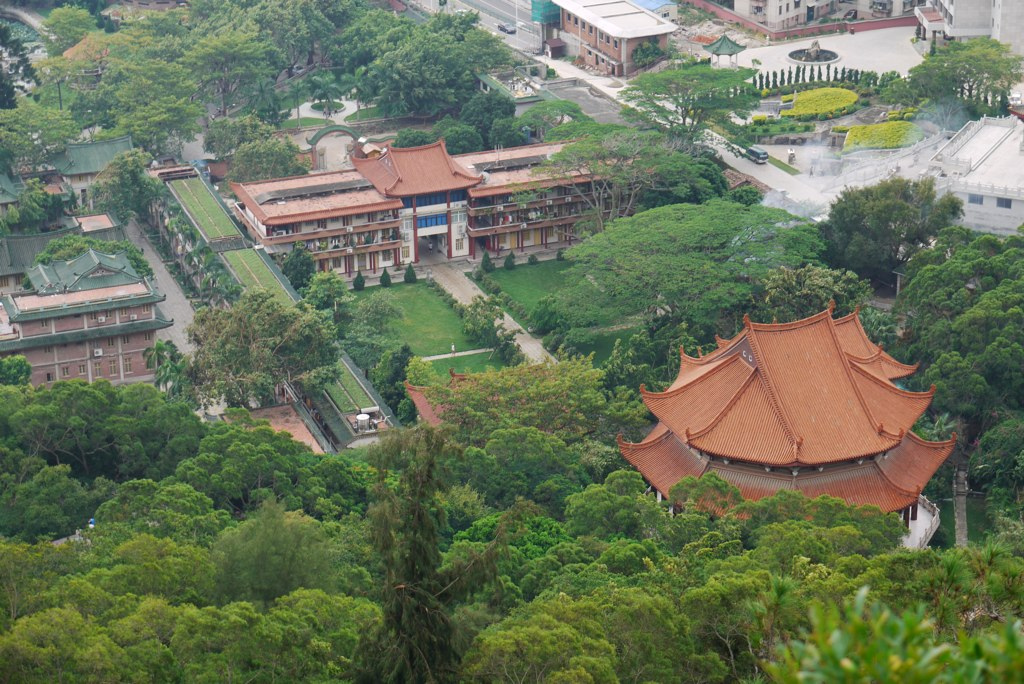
[414,0,544,53]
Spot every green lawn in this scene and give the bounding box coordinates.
[767,156,801,175]
[355,283,474,357]
[430,351,506,375]
[325,363,374,414]
[278,117,329,130]
[346,106,382,122]
[575,326,642,364]
[486,260,571,314]
[935,496,992,548]
[170,178,240,240]
[310,100,345,113]
[221,249,294,305]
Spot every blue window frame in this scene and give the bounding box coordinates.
[416,192,447,208]
[416,214,447,229]
[402,197,414,209]
[450,189,467,203]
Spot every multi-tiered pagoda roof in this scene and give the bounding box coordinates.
[619,306,954,512]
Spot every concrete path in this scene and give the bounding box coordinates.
[954,460,969,547]
[421,348,493,361]
[124,220,196,353]
[0,5,46,32]
[430,263,555,363]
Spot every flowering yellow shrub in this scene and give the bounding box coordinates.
[781,87,858,118]
[842,121,925,153]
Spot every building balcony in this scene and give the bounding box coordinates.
[469,193,580,215]
[468,214,577,237]
[261,215,401,245]
[309,237,401,259]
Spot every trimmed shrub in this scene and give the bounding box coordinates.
[481,251,495,273]
[527,254,539,265]
[504,251,516,270]
[404,263,417,283]
[556,249,565,261]
[379,267,392,287]
[842,121,925,153]
[781,87,858,119]
[352,271,365,291]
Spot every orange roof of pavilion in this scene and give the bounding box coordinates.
[352,140,481,197]
[620,306,954,512]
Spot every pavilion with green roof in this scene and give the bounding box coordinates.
[705,34,746,67]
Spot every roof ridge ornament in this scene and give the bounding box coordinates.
[827,298,836,313]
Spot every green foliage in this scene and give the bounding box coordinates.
[41,7,96,54]
[632,39,665,68]
[212,500,334,606]
[755,265,872,323]
[726,184,764,206]
[91,149,164,222]
[905,38,1023,115]
[460,89,515,139]
[432,117,484,154]
[0,99,79,172]
[502,250,515,270]
[352,271,366,291]
[35,234,153,278]
[379,267,392,287]
[480,251,495,273]
[0,179,66,234]
[555,200,823,338]
[228,136,310,183]
[204,115,273,160]
[488,117,525,149]
[404,263,418,284]
[822,177,963,283]
[0,356,30,386]
[187,290,339,407]
[393,128,437,148]
[282,246,315,291]
[621,63,759,142]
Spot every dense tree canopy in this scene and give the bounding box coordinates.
[187,290,339,407]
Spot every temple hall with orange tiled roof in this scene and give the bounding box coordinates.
[618,304,954,548]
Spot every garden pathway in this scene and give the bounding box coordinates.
[429,264,555,364]
[125,220,196,353]
[421,348,493,361]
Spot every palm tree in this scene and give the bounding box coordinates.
[145,339,186,397]
[307,72,342,117]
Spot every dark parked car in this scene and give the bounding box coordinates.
[497,22,516,34]
[843,9,858,19]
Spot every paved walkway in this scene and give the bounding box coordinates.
[421,347,493,361]
[430,263,555,363]
[0,5,45,31]
[124,220,196,353]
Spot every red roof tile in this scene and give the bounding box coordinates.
[404,381,443,426]
[618,424,706,496]
[353,140,481,197]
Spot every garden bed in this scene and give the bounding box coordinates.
[841,121,925,154]
[781,87,858,120]
[169,177,240,241]
[221,249,294,305]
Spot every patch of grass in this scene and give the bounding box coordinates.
[430,351,506,375]
[486,260,571,313]
[354,283,474,357]
[326,363,374,414]
[170,177,240,240]
[781,87,858,118]
[346,106,382,122]
[278,117,329,130]
[767,156,801,175]
[574,326,642,365]
[221,249,294,305]
[310,100,345,113]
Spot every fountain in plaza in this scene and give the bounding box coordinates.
[789,40,839,63]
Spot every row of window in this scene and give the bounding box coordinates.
[566,12,620,49]
[416,213,448,229]
[968,194,1013,209]
[40,332,153,354]
[47,357,134,382]
[402,191,465,209]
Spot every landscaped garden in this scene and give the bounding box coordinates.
[325,362,375,413]
[485,259,571,314]
[221,249,295,305]
[355,283,475,357]
[279,117,331,130]
[346,106,381,122]
[841,121,925,153]
[169,177,240,241]
[781,87,859,119]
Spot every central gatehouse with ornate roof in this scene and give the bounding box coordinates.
[619,305,955,547]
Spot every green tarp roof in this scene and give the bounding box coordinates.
[51,135,133,176]
[706,34,746,56]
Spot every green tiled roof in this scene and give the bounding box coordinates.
[0,313,172,353]
[0,227,79,277]
[28,249,139,293]
[4,291,166,322]
[51,135,133,177]
[0,173,24,205]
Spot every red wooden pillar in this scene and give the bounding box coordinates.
[446,212,453,260]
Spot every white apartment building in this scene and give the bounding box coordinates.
[918,0,1024,55]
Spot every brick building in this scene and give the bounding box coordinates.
[0,250,171,386]
[549,0,677,75]
[230,140,599,277]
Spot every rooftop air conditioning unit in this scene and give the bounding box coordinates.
[129,314,138,321]
[346,248,353,254]
[93,348,103,357]
[96,316,106,323]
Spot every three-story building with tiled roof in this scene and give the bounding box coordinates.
[0,249,172,386]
